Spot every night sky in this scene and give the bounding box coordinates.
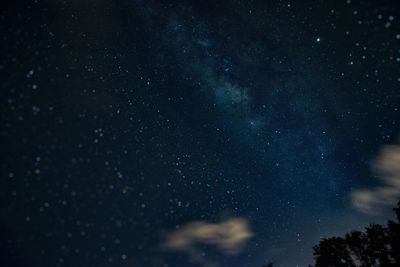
[1,0,400,266]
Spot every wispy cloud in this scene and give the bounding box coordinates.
[163,217,253,267]
[352,140,400,214]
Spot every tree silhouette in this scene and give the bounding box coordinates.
[260,201,400,267]
[313,237,355,267]
[311,200,400,267]
[387,203,400,264]
[345,231,369,266]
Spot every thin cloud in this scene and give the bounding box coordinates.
[352,141,400,214]
[163,217,253,266]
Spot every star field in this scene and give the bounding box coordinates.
[1,0,400,266]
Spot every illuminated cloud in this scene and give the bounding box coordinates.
[352,141,400,214]
[163,217,253,266]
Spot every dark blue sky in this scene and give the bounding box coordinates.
[1,0,400,266]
